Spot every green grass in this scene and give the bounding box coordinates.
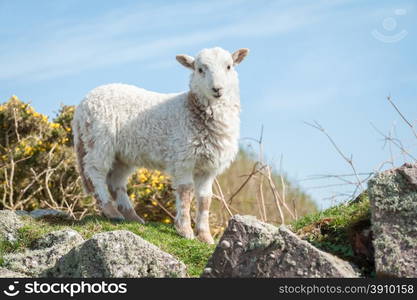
[290,192,373,276]
[291,193,371,232]
[0,215,215,277]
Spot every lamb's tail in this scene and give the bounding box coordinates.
[72,117,95,195]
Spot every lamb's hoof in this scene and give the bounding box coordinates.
[127,214,145,224]
[135,216,146,224]
[109,216,125,222]
[175,224,195,240]
[196,232,215,244]
[119,207,146,224]
[102,202,125,221]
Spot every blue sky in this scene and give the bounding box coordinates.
[1,0,416,209]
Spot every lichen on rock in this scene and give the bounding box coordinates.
[368,163,417,277]
[202,215,359,278]
[0,210,24,243]
[47,230,187,278]
[2,229,84,277]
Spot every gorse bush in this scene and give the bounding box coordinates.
[0,96,316,230]
[0,96,84,214]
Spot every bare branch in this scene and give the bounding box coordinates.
[387,96,417,140]
[370,122,417,162]
[305,120,364,192]
[213,178,233,217]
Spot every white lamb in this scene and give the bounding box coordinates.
[72,47,249,244]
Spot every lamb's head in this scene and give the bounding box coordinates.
[176,47,249,102]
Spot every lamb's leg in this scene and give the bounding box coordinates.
[84,152,124,221]
[107,160,145,224]
[173,173,195,239]
[194,173,215,244]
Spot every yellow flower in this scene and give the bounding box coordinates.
[50,123,60,129]
[146,188,152,195]
[140,168,149,176]
[0,106,5,112]
[24,146,33,155]
[33,112,40,118]
[151,200,158,206]
[66,127,71,132]
[41,115,48,122]
[162,218,172,224]
[130,193,136,199]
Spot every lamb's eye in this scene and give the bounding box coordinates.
[227,65,231,70]
[198,68,203,74]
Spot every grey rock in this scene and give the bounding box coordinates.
[29,209,68,219]
[13,209,68,219]
[15,210,30,217]
[48,230,187,278]
[32,229,82,250]
[368,163,417,277]
[0,267,28,278]
[3,229,84,277]
[202,215,359,278]
[0,210,24,242]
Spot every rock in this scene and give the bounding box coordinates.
[0,267,28,278]
[202,215,359,278]
[2,229,84,277]
[13,209,68,219]
[0,210,24,242]
[32,229,82,250]
[48,230,187,278]
[29,209,68,219]
[368,163,417,277]
[15,210,30,217]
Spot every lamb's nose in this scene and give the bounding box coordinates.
[212,87,222,93]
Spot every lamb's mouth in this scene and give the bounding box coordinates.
[213,93,222,99]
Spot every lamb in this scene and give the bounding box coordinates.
[72,47,249,244]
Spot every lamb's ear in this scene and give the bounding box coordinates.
[176,54,195,70]
[232,48,249,65]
